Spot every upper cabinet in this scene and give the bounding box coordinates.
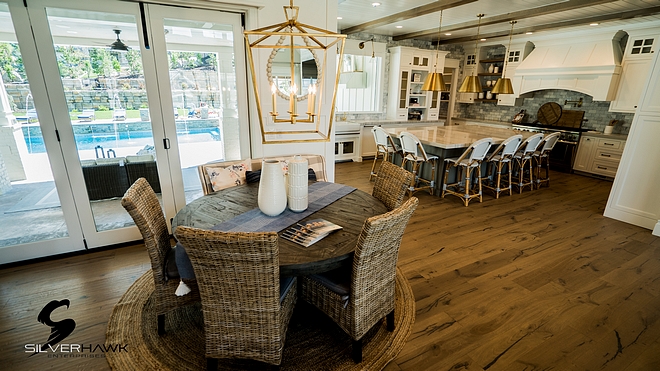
[609,32,658,113]
[386,46,448,121]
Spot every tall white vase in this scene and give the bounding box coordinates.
[258,160,287,216]
[287,155,308,212]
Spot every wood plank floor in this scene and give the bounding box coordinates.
[2,160,659,370]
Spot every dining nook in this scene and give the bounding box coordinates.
[1,0,660,370]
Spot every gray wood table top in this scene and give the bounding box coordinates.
[172,182,388,276]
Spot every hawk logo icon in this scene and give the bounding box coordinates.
[30,299,76,357]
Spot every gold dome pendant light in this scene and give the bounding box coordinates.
[458,14,484,93]
[421,10,447,92]
[491,20,516,94]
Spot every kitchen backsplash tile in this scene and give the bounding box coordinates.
[454,89,633,135]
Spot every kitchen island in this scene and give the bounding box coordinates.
[381,123,533,194]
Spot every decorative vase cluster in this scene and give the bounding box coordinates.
[257,155,309,217]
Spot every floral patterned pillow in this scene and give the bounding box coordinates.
[206,161,252,192]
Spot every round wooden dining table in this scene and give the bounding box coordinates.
[171,182,388,276]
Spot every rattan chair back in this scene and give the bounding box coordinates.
[122,178,200,334]
[173,227,293,366]
[349,196,419,339]
[372,161,415,211]
[121,178,171,288]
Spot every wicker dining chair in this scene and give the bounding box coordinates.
[300,196,419,363]
[372,161,415,211]
[173,227,297,369]
[121,178,200,335]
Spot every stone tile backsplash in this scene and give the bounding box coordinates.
[454,89,633,135]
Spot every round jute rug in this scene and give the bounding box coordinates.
[106,268,415,370]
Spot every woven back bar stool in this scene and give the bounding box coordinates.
[399,131,439,196]
[533,132,561,189]
[482,134,523,199]
[370,126,401,181]
[512,133,544,193]
[441,137,493,206]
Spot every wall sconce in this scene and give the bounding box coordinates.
[244,0,346,143]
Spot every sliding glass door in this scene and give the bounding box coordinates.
[0,0,87,263]
[146,5,249,206]
[0,0,249,263]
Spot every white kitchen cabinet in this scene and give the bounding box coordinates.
[573,134,626,178]
[609,58,653,113]
[387,46,448,121]
[573,136,596,172]
[360,126,378,160]
[335,134,360,162]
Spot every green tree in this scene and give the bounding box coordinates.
[54,46,90,79]
[89,48,115,77]
[125,49,142,75]
[0,43,26,82]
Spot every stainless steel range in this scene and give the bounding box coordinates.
[511,102,587,173]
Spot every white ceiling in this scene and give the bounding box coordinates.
[337,0,660,45]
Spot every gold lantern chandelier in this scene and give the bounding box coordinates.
[244,0,346,143]
[491,20,517,95]
[458,14,484,93]
[421,10,447,92]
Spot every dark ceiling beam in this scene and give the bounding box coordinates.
[393,0,619,41]
[438,6,660,45]
[341,0,477,35]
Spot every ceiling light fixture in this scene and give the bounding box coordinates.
[337,16,343,20]
[243,0,345,143]
[109,29,129,52]
[491,20,517,95]
[421,10,447,92]
[526,31,533,35]
[458,14,484,94]
[590,23,599,26]
[444,33,452,36]
[396,25,403,28]
[372,2,381,7]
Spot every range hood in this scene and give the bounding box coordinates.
[514,38,622,101]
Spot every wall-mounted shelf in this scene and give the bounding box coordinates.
[478,72,501,77]
[474,99,498,103]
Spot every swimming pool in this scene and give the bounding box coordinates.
[22,127,221,154]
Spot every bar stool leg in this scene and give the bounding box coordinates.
[429,159,436,196]
[441,162,451,198]
[477,163,483,203]
[463,166,471,206]
[507,162,513,196]
[369,150,381,181]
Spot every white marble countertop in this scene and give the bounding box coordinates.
[383,123,532,150]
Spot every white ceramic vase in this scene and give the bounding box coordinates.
[287,155,308,212]
[488,64,494,73]
[604,126,614,135]
[494,66,499,74]
[258,160,287,216]
[486,91,493,100]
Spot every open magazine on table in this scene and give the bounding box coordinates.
[281,219,343,247]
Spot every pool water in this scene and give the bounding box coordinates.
[22,127,221,154]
